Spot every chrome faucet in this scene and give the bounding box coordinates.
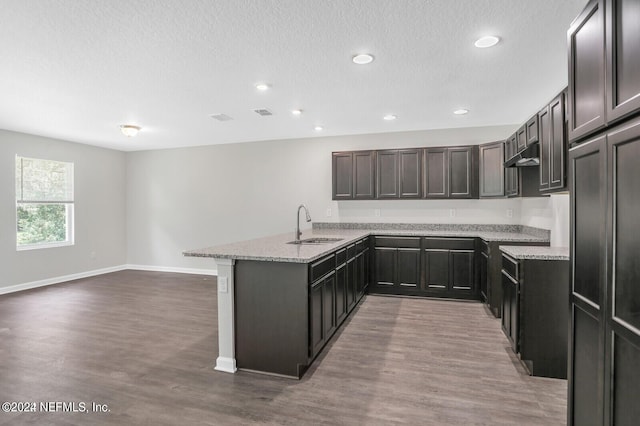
[295,204,312,243]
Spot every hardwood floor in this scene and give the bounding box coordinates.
[0,271,566,425]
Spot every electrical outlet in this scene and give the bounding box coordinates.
[90,251,96,259]
[507,208,513,218]
[326,208,332,217]
[374,209,381,217]
[218,277,228,293]
[449,209,456,217]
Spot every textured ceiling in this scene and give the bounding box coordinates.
[0,0,586,151]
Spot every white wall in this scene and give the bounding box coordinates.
[0,130,127,290]
[126,125,527,270]
[521,193,570,247]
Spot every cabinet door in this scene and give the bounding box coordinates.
[335,264,348,325]
[607,119,640,426]
[539,105,551,191]
[516,125,527,151]
[356,252,365,297]
[526,115,539,145]
[310,280,324,357]
[397,248,420,289]
[332,152,353,199]
[505,134,519,197]
[479,141,505,197]
[480,251,489,302]
[374,247,396,288]
[606,0,640,124]
[346,258,356,310]
[376,150,399,198]
[568,0,606,142]
[323,273,336,340]
[501,272,512,342]
[399,149,422,198]
[353,151,375,199]
[424,249,449,291]
[363,246,370,291]
[450,250,474,293]
[424,148,448,198]
[549,92,567,190]
[568,135,607,426]
[449,146,476,198]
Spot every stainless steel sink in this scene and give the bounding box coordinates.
[287,237,343,245]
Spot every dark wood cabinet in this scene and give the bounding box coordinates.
[568,0,607,142]
[526,115,539,146]
[501,258,519,352]
[371,237,421,294]
[376,149,422,199]
[332,151,375,200]
[399,149,422,198]
[479,241,489,302]
[539,91,567,192]
[516,126,527,152]
[376,150,399,198]
[335,261,348,325]
[425,146,478,199]
[505,134,520,197]
[423,238,477,299]
[479,141,505,198]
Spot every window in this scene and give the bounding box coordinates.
[15,156,74,250]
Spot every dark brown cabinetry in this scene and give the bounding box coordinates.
[568,0,640,143]
[423,238,476,299]
[479,141,505,198]
[424,146,478,199]
[372,237,421,293]
[501,251,569,379]
[332,151,375,200]
[310,267,336,358]
[376,149,422,199]
[505,134,519,197]
[539,91,568,192]
[526,115,539,146]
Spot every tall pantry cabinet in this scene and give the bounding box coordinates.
[567,0,640,425]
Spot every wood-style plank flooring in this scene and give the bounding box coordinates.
[0,271,566,425]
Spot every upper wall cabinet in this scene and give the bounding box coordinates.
[539,91,567,192]
[425,146,478,199]
[569,0,640,143]
[505,134,520,197]
[606,0,640,124]
[479,141,505,198]
[568,0,606,143]
[332,151,375,200]
[376,149,422,199]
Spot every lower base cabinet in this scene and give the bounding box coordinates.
[370,236,478,300]
[500,251,569,379]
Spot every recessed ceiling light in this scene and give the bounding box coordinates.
[255,82,271,91]
[383,114,397,121]
[314,126,324,131]
[120,124,141,137]
[291,109,303,116]
[474,36,500,48]
[352,53,374,65]
[453,109,469,115]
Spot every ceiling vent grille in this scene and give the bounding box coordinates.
[210,113,233,121]
[254,109,273,116]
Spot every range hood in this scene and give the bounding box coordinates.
[504,143,540,167]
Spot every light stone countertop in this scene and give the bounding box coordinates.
[184,226,550,264]
[499,245,569,261]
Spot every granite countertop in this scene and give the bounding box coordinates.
[499,245,569,261]
[184,224,551,263]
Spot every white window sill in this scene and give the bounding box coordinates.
[17,241,74,251]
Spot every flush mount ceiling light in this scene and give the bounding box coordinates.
[291,109,303,116]
[352,53,374,65]
[474,36,500,48]
[453,109,469,115]
[255,82,271,91]
[383,114,397,121]
[314,126,324,131]
[120,124,141,137]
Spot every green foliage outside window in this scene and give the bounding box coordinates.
[16,204,67,246]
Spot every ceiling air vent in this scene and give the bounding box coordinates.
[210,113,233,122]
[253,108,273,116]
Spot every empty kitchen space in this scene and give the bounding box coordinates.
[2,1,639,425]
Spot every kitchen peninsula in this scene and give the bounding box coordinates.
[184,223,550,378]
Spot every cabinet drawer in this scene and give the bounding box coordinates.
[423,237,475,250]
[346,244,356,259]
[335,248,347,265]
[481,239,490,255]
[355,239,365,254]
[309,254,336,282]
[501,253,519,280]
[374,236,421,249]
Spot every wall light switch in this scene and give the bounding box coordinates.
[507,208,513,218]
[218,276,228,293]
[374,209,381,217]
[449,209,456,217]
[326,208,332,217]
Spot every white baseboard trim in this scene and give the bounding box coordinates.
[0,264,218,296]
[125,264,218,276]
[0,265,128,295]
[214,356,237,374]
